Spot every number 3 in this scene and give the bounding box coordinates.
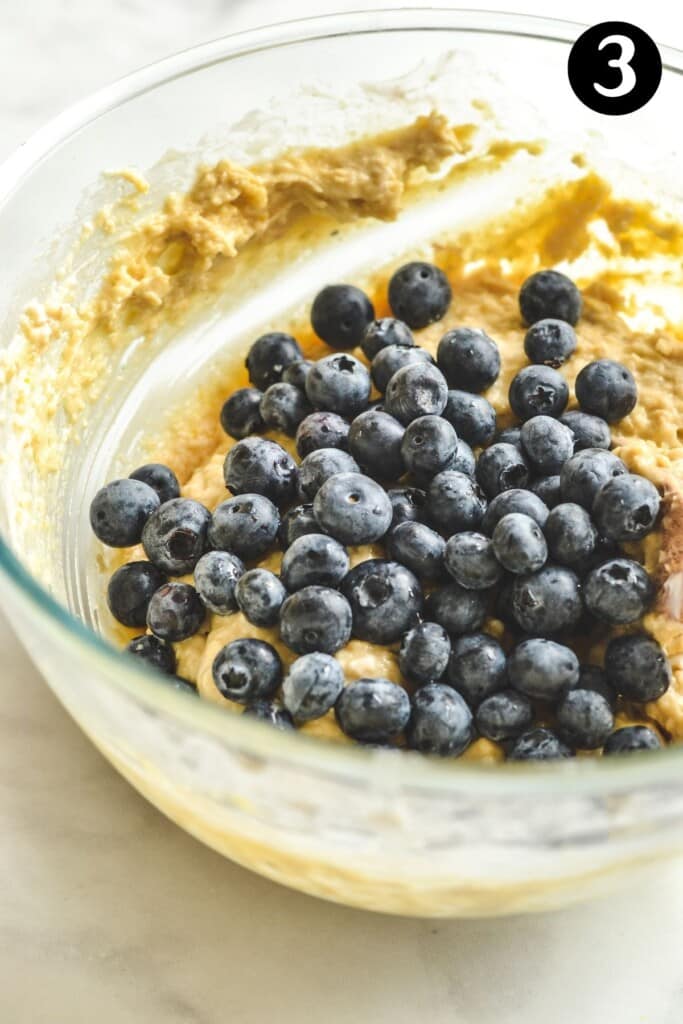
[594,34,637,97]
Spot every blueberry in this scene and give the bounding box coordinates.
[281,533,349,591]
[523,318,577,367]
[386,521,445,582]
[387,486,427,528]
[511,565,583,635]
[428,471,487,534]
[584,558,653,625]
[556,689,614,749]
[371,343,434,394]
[194,550,245,614]
[235,568,287,626]
[476,443,530,498]
[224,437,298,507]
[348,409,405,481]
[530,475,562,509]
[560,410,611,452]
[447,632,507,705]
[408,684,473,756]
[441,390,496,447]
[90,478,160,547]
[399,622,451,686]
[508,728,572,761]
[494,574,518,628]
[129,463,180,505]
[482,488,549,533]
[593,474,660,542]
[335,678,411,743]
[107,561,166,628]
[246,332,303,391]
[295,411,349,458]
[570,664,616,708]
[311,284,374,348]
[519,270,582,326]
[142,497,211,575]
[126,634,176,675]
[298,448,360,500]
[604,633,672,701]
[341,559,422,644]
[575,359,638,423]
[492,512,548,574]
[305,353,371,417]
[520,415,574,475]
[476,690,533,742]
[496,426,522,448]
[209,494,280,560]
[313,472,392,545]
[212,638,282,703]
[559,448,627,509]
[259,382,312,436]
[282,653,345,721]
[436,327,501,392]
[242,701,294,730]
[388,261,451,329]
[279,503,323,548]
[603,725,662,755]
[544,502,598,568]
[361,317,414,360]
[427,584,489,639]
[401,414,457,483]
[450,439,477,477]
[282,359,314,391]
[220,387,265,440]
[384,362,448,425]
[508,365,569,421]
[279,586,352,654]
[147,582,205,641]
[444,532,503,589]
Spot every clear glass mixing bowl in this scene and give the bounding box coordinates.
[2,9,683,916]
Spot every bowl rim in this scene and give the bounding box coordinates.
[1,6,682,795]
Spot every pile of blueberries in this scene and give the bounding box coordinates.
[92,261,671,761]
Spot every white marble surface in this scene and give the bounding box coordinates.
[3,2,683,1021]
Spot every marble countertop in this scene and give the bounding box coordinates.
[2,3,683,1021]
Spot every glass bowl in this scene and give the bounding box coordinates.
[2,9,683,917]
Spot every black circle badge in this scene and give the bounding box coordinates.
[568,21,662,115]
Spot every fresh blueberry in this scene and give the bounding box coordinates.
[129,463,180,505]
[311,284,374,349]
[282,359,314,392]
[278,503,321,548]
[511,565,583,635]
[142,497,211,575]
[242,701,294,730]
[295,411,350,458]
[559,448,627,508]
[476,690,533,743]
[592,474,661,542]
[447,632,507,705]
[508,365,569,421]
[335,678,411,743]
[494,574,518,628]
[570,664,616,708]
[520,415,574,475]
[384,362,448,425]
[125,634,176,675]
[575,359,638,423]
[584,558,653,625]
[408,684,473,756]
[224,437,298,507]
[444,532,503,590]
[603,726,662,755]
[348,409,405,481]
[523,318,577,367]
[313,472,393,544]
[371,343,434,394]
[496,426,522,448]
[279,586,352,654]
[450,439,477,477]
[220,387,265,440]
[399,622,451,686]
[428,470,487,534]
[147,582,205,642]
[492,512,548,574]
[282,653,345,721]
[386,521,445,582]
[107,561,166,627]
[194,550,245,615]
[560,410,611,452]
[361,317,414,360]
[90,478,160,547]
[442,390,497,449]
[341,559,422,645]
[235,568,287,626]
[604,633,672,702]
[280,533,349,591]
[476,443,530,498]
[298,448,360,500]
[212,638,282,703]
[530,475,562,509]
[209,494,280,560]
[426,584,489,639]
[259,382,312,436]
[519,269,582,326]
[305,353,371,417]
[436,327,501,393]
[388,261,452,329]
[246,332,303,390]
[387,487,427,528]
[556,688,614,749]
[508,728,572,761]
[401,414,457,483]
[482,488,549,533]
[544,502,598,568]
